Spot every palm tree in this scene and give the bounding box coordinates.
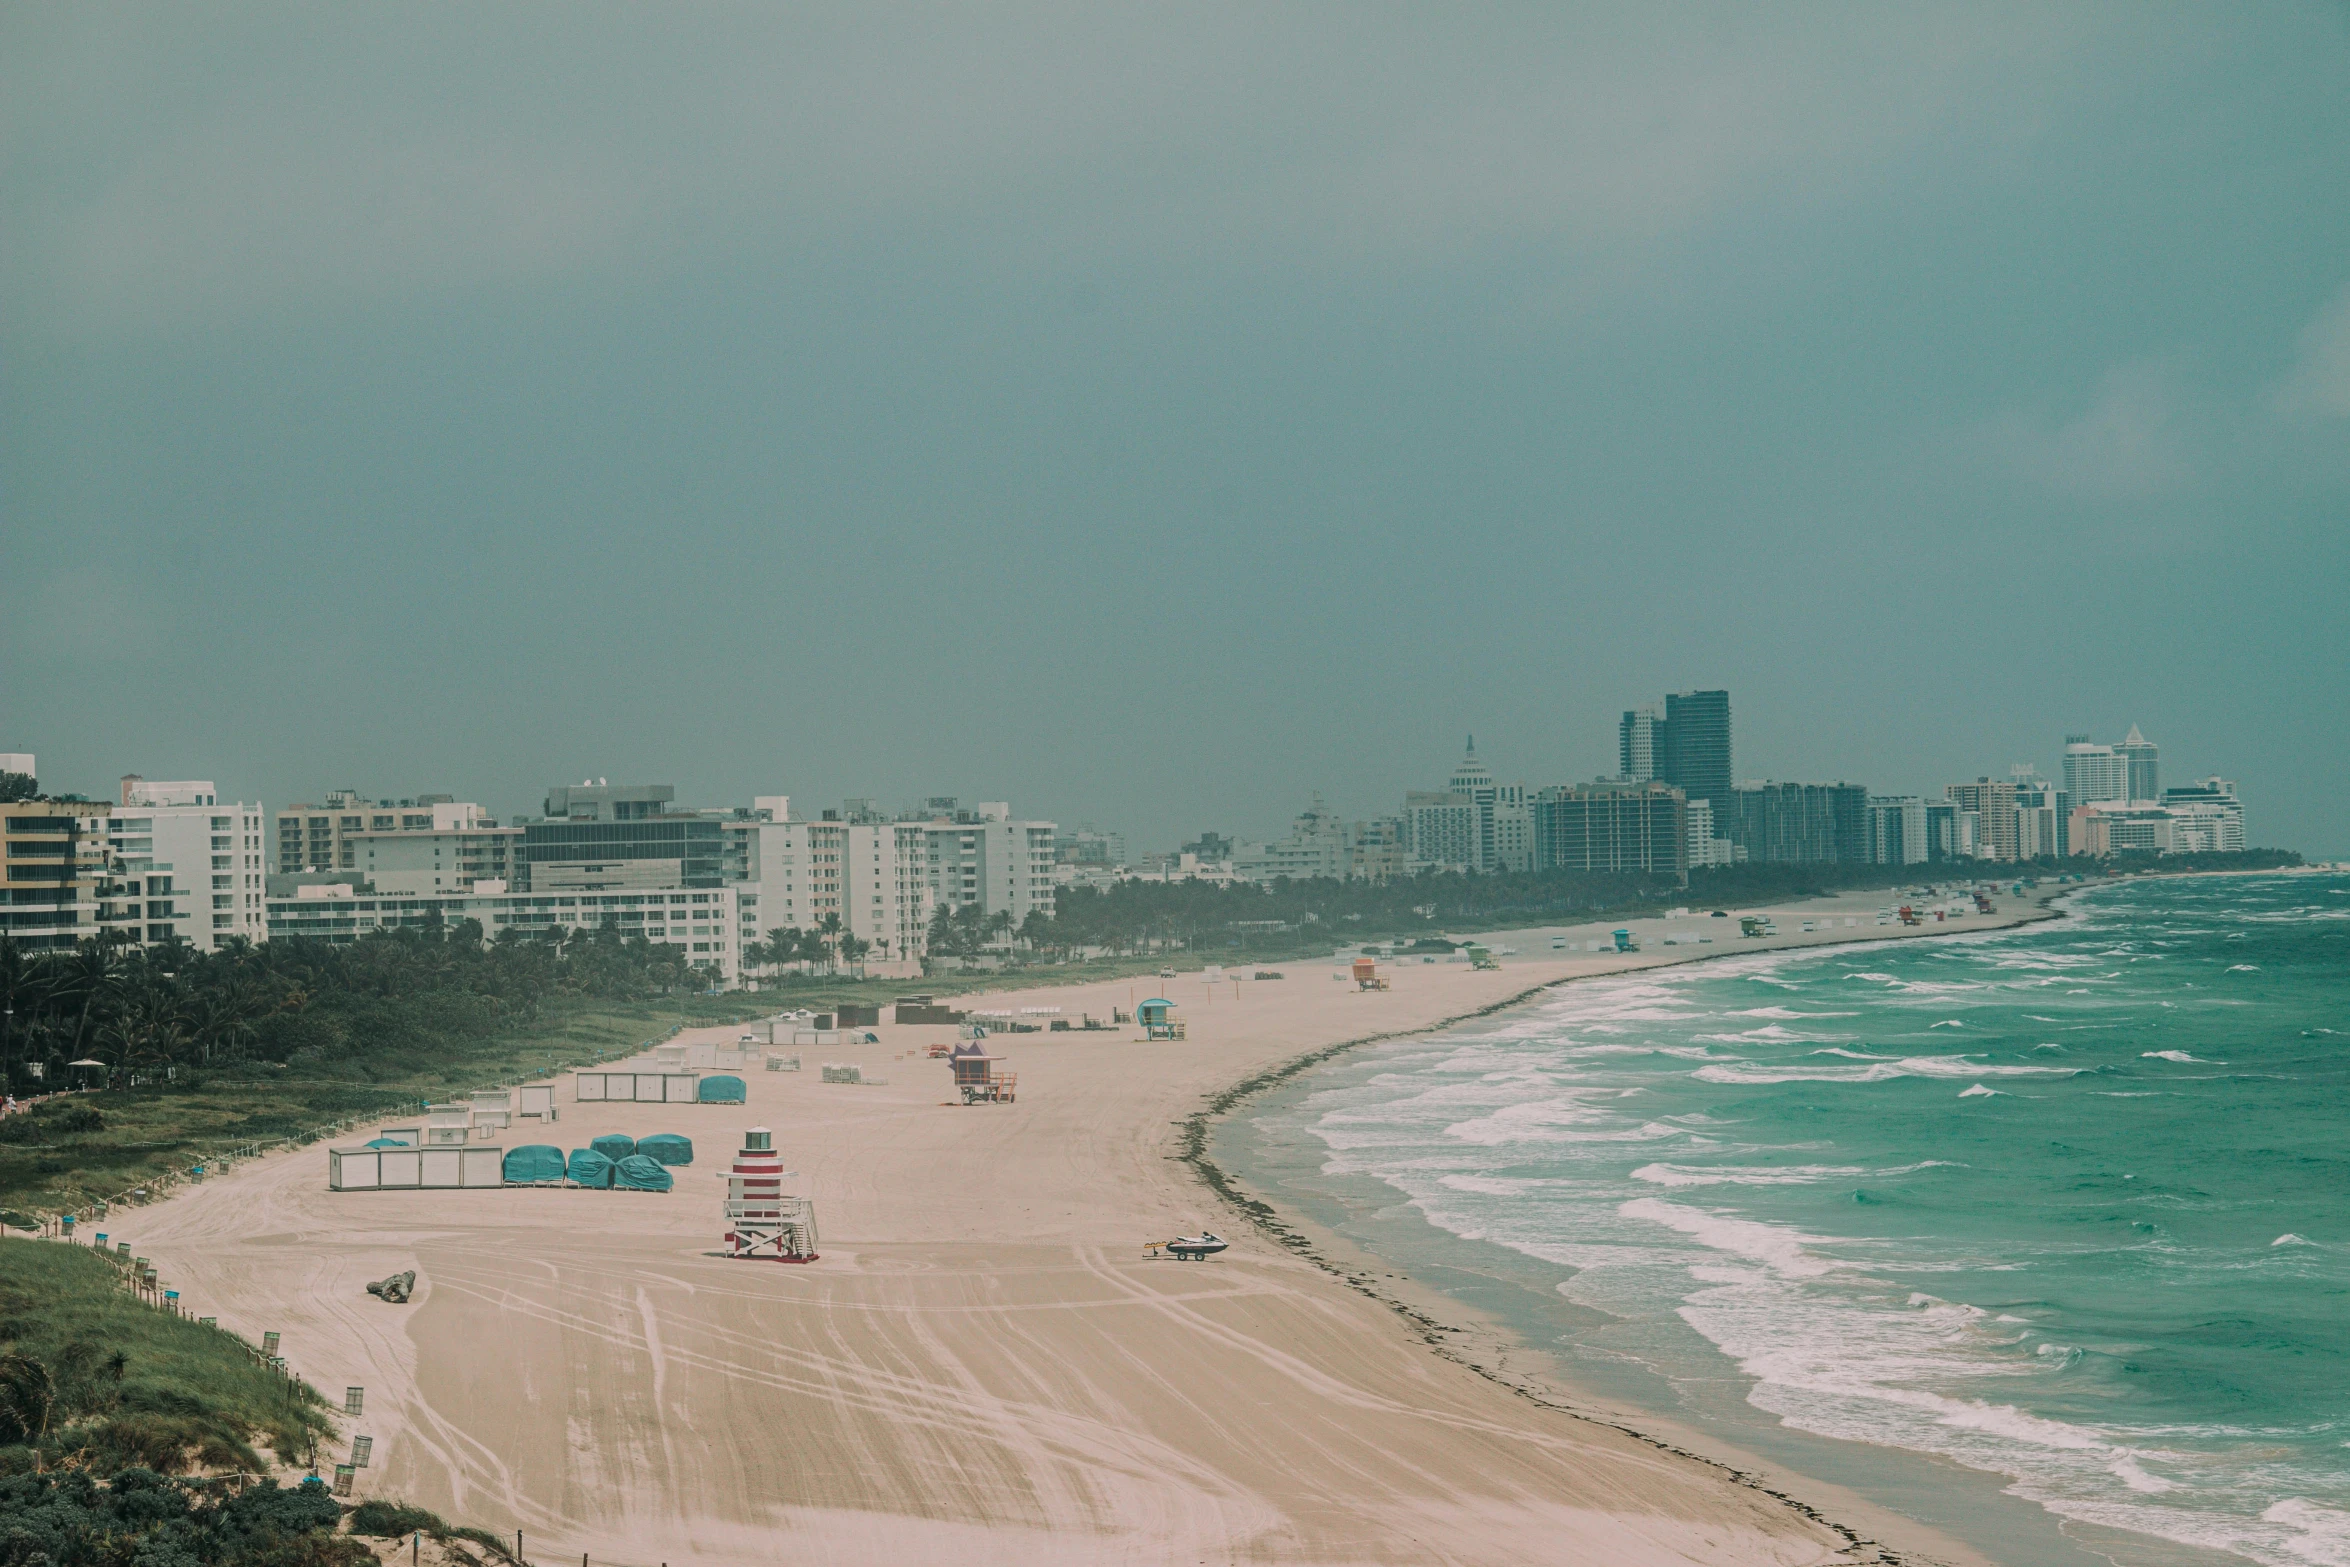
[837,933,871,979]
[816,914,845,976]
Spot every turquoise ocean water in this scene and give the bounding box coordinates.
[1246,874,2350,1565]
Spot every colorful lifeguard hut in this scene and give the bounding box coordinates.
[1137,998,1185,1040]
[721,1126,818,1262]
[1466,944,1499,971]
[947,1040,1017,1102]
[1351,959,1389,991]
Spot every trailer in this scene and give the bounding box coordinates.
[329,1145,505,1191]
[573,1071,702,1103]
[423,1104,474,1146]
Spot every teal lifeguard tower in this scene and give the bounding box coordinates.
[1137,998,1185,1041]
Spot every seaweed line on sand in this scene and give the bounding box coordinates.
[1172,912,2071,1567]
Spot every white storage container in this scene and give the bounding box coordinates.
[516,1084,557,1120]
[573,1071,699,1103]
[328,1145,504,1190]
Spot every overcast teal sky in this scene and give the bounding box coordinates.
[5,5,2347,851]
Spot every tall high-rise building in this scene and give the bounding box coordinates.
[2117,724,2160,803]
[2062,737,2128,807]
[1447,737,1500,872]
[1866,796,1929,865]
[1657,690,1732,809]
[1945,779,2025,863]
[1721,781,1868,864]
[1530,781,1689,882]
[1617,709,1661,782]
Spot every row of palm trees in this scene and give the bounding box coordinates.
[739,916,873,984]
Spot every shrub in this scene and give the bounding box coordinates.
[348,1498,445,1537]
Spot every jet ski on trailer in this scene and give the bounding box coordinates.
[1149,1231,1228,1260]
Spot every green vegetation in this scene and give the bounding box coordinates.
[0,928,770,1215]
[347,1497,519,1560]
[2109,848,2304,875]
[0,1469,365,1567]
[0,1242,334,1474]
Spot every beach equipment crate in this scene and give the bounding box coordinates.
[503,1145,566,1184]
[468,1089,512,1130]
[330,1146,503,1190]
[590,1134,637,1162]
[612,1154,674,1192]
[637,1134,693,1166]
[515,1084,557,1121]
[373,1126,421,1147]
[698,1074,747,1103]
[567,1149,614,1188]
[655,1045,688,1069]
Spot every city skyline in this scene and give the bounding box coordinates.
[1,707,2273,859]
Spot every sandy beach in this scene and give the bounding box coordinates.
[120,887,2066,1566]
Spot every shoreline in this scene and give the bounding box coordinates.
[1178,898,2078,1567]
[111,883,2072,1567]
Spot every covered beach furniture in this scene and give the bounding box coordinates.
[637,1134,693,1166]
[698,1074,746,1104]
[363,1137,406,1150]
[503,1145,566,1184]
[566,1148,614,1188]
[612,1154,674,1192]
[590,1133,637,1162]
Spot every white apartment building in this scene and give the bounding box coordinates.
[275,792,489,876]
[724,801,935,964]
[266,883,741,983]
[1494,783,1533,873]
[2063,739,2130,807]
[1403,791,1478,872]
[354,809,523,896]
[106,777,267,950]
[1234,794,1351,883]
[1689,798,1748,868]
[923,803,1056,927]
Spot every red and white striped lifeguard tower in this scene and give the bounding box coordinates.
[721,1126,819,1262]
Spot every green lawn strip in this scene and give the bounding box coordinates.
[0,1240,335,1474]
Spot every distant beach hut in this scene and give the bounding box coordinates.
[637,1134,693,1166]
[1137,999,1185,1040]
[503,1145,566,1184]
[698,1074,747,1104]
[590,1133,637,1162]
[566,1148,614,1188]
[612,1154,674,1192]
